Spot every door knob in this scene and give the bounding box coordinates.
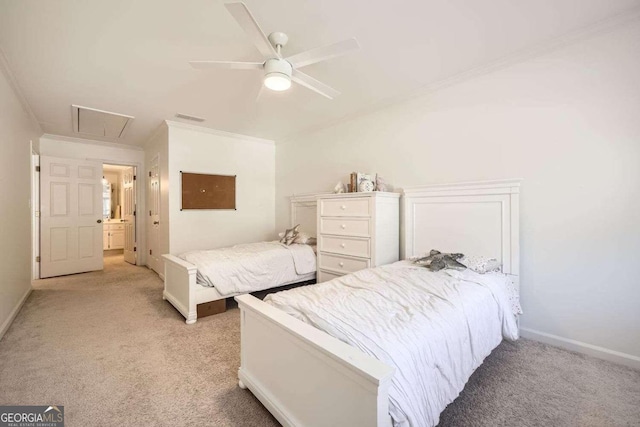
[153,221,160,225]
[97,219,102,224]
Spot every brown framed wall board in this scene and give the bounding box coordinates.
[180,171,236,210]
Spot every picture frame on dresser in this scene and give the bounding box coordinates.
[316,192,401,282]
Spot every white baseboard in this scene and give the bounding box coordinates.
[0,286,32,341]
[520,327,640,370]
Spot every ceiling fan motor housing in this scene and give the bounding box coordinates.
[264,58,292,78]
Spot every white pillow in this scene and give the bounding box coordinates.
[460,255,502,274]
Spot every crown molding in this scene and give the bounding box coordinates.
[0,47,42,134]
[41,133,144,151]
[278,6,640,145]
[165,120,275,145]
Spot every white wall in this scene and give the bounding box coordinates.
[0,60,42,339]
[276,21,640,361]
[167,122,275,255]
[39,135,147,265]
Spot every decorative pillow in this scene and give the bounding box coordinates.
[292,232,317,246]
[279,224,300,246]
[460,255,502,274]
[413,249,467,272]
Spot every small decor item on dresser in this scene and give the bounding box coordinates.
[349,172,357,192]
[357,173,375,192]
[333,181,346,194]
[374,174,388,192]
[279,224,300,246]
[413,249,467,272]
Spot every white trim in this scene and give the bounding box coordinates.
[0,287,32,342]
[31,148,40,280]
[520,327,640,370]
[277,6,640,144]
[41,133,144,151]
[402,179,521,195]
[165,120,275,145]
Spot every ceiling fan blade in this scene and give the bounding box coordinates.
[225,2,280,59]
[189,61,263,70]
[291,70,340,99]
[285,38,360,69]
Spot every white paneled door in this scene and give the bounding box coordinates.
[122,166,136,265]
[40,156,104,278]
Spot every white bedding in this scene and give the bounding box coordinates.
[265,261,519,427]
[178,242,316,297]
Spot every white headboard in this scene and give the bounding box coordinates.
[290,194,323,237]
[402,179,521,278]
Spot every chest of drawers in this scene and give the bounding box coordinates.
[316,192,400,282]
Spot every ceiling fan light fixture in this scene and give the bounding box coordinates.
[263,58,292,91]
[264,73,291,91]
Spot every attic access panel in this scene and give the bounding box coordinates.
[72,105,134,139]
[181,172,236,210]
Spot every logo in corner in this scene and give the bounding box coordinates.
[0,405,64,426]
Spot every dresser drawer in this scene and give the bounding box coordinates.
[320,217,370,237]
[319,235,370,258]
[320,198,370,217]
[108,223,125,231]
[318,253,369,275]
[318,270,343,283]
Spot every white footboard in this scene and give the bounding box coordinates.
[163,254,198,324]
[235,294,395,427]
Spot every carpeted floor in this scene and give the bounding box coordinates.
[0,254,638,426]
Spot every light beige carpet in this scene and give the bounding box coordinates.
[0,253,638,426]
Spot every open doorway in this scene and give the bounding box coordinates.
[102,164,137,266]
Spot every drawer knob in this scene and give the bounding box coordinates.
[341,224,347,229]
[340,205,346,210]
[340,243,346,248]
[339,262,344,267]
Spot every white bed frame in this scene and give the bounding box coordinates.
[163,194,319,324]
[235,179,521,426]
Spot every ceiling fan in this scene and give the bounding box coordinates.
[189,2,360,99]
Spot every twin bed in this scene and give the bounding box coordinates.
[235,179,521,427]
[162,194,319,324]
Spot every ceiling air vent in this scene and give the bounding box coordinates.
[71,105,134,139]
[175,113,205,123]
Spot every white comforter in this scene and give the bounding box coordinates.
[178,242,316,297]
[265,261,519,427]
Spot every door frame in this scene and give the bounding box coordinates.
[147,153,161,275]
[100,160,142,266]
[31,145,40,280]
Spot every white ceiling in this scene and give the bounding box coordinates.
[1,0,639,146]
